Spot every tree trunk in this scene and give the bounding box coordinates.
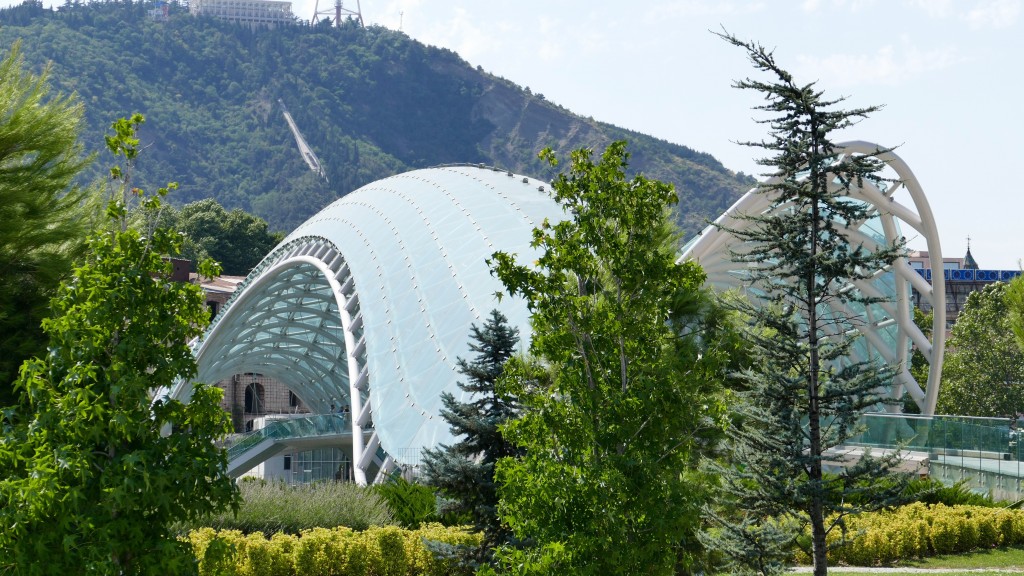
[808,164,828,576]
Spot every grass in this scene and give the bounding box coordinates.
[176,479,395,535]
[903,546,1024,570]
[794,546,1024,574]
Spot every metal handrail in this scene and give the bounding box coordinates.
[225,413,351,461]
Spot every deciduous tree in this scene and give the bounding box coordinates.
[1008,275,1024,354]
[705,31,909,576]
[165,198,283,276]
[938,282,1024,418]
[0,116,239,575]
[487,141,731,575]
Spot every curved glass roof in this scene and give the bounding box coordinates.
[180,165,564,483]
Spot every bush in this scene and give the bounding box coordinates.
[185,524,481,576]
[373,476,439,529]
[181,480,395,535]
[827,503,1024,566]
[903,477,998,507]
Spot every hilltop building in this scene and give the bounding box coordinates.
[188,0,295,28]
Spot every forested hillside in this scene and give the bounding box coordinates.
[0,0,754,234]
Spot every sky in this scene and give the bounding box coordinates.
[4,0,1022,269]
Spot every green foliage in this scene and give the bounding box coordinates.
[0,1,750,236]
[164,198,284,275]
[0,41,94,405]
[706,32,908,575]
[939,282,1024,417]
[489,141,732,575]
[1009,275,1024,354]
[421,309,520,552]
[819,503,1024,566]
[182,479,395,535]
[373,476,439,529]
[186,523,482,576]
[904,308,933,414]
[0,115,239,575]
[903,477,996,508]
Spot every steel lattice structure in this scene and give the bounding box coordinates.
[680,141,945,415]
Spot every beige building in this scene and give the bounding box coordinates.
[907,247,1020,329]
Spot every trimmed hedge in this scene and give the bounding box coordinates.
[810,503,1024,566]
[187,524,481,575]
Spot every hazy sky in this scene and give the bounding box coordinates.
[4,0,1022,268]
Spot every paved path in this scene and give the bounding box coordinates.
[790,568,1024,573]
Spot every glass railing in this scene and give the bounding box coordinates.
[225,414,352,461]
[851,413,1019,460]
[850,413,1024,500]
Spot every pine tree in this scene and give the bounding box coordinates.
[421,308,520,551]
[705,32,909,576]
[0,41,94,405]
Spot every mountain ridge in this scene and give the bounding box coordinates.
[0,0,754,235]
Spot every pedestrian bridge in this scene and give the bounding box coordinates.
[851,413,1024,501]
[177,143,949,485]
[224,414,370,478]
[223,412,1024,501]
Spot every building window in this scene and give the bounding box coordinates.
[289,391,300,408]
[244,382,265,414]
[283,454,291,471]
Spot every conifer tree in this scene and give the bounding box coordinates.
[0,42,94,405]
[421,309,520,551]
[705,32,908,576]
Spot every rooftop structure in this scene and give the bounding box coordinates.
[906,249,1021,328]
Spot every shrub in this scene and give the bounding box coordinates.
[373,476,439,529]
[825,503,1024,565]
[374,526,409,576]
[904,477,997,507]
[186,524,481,576]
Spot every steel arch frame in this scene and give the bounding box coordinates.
[680,141,946,414]
[171,236,386,485]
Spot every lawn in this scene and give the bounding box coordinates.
[793,546,1024,574]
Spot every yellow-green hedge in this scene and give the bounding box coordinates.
[805,503,1024,566]
[187,523,481,576]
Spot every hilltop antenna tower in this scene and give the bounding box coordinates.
[312,0,363,27]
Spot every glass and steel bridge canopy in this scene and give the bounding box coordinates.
[172,143,945,484]
[172,165,564,484]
